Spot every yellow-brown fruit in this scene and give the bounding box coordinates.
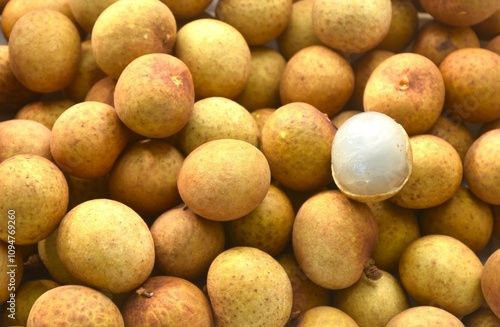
[0,119,52,163]
[376,0,419,52]
[177,139,271,221]
[419,0,499,27]
[280,45,354,117]
[8,9,81,93]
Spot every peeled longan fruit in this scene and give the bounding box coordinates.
[0,154,69,245]
[0,119,52,162]
[260,102,336,192]
[349,49,394,110]
[481,249,500,318]
[439,48,500,123]
[8,9,81,93]
[174,18,251,100]
[177,139,271,221]
[92,0,177,80]
[160,0,212,20]
[331,111,413,202]
[108,139,184,217]
[419,186,494,253]
[50,101,129,179]
[386,306,465,327]
[399,235,484,317]
[390,134,463,209]
[150,205,225,281]
[277,0,323,60]
[464,129,500,205]
[312,0,392,54]
[115,53,194,139]
[15,98,74,130]
[425,113,475,162]
[0,45,39,114]
[280,45,355,117]
[376,0,419,53]
[412,20,480,67]
[364,52,445,135]
[215,0,292,46]
[177,97,259,155]
[234,46,286,111]
[419,0,499,27]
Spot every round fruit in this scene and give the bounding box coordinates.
[57,199,155,293]
[331,111,412,202]
[464,129,500,205]
[177,139,271,221]
[114,53,194,139]
[399,235,484,317]
[481,249,500,318]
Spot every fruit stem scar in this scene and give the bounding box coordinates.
[399,76,410,90]
[136,287,154,298]
[171,76,182,86]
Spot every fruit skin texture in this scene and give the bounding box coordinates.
[363,52,445,135]
[9,279,60,326]
[386,306,465,327]
[177,139,271,221]
[108,139,185,217]
[27,285,124,327]
[367,201,420,273]
[91,0,177,80]
[50,101,130,179]
[225,184,295,257]
[277,251,332,321]
[292,190,378,290]
[291,306,359,327]
[0,119,52,162]
[121,276,214,327]
[150,205,225,281]
[215,0,292,46]
[174,18,251,100]
[334,270,409,327]
[419,0,499,27]
[207,246,293,327]
[0,154,68,245]
[482,249,500,319]
[57,199,155,294]
[114,53,195,139]
[461,307,500,326]
[260,102,336,192]
[439,48,500,123]
[312,0,392,54]
[464,129,500,205]
[8,9,81,93]
[419,186,494,253]
[390,134,463,209]
[279,45,355,117]
[398,235,484,317]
